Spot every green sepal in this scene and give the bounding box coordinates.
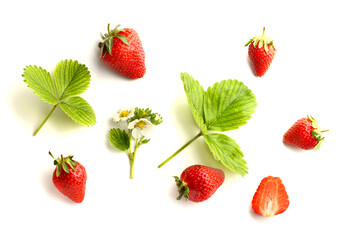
[141,139,150,144]
[62,161,69,173]
[99,23,129,57]
[174,176,189,200]
[50,152,78,177]
[116,35,129,45]
[244,27,275,52]
[56,164,61,177]
[129,107,163,125]
[314,140,324,151]
[308,115,327,151]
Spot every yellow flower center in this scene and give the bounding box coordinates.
[135,120,146,128]
[120,110,130,118]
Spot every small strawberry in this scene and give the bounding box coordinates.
[98,24,146,79]
[245,27,276,77]
[252,176,289,217]
[50,152,87,203]
[283,115,327,150]
[174,165,225,202]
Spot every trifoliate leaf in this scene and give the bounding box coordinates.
[54,59,91,100]
[180,73,208,134]
[109,128,131,151]
[60,96,96,126]
[23,59,96,135]
[204,79,257,131]
[204,133,248,176]
[23,65,58,105]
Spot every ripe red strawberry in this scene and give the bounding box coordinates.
[50,152,87,203]
[98,24,146,79]
[245,27,276,77]
[283,115,327,150]
[174,165,225,202]
[252,176,289,217]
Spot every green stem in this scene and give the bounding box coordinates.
[128,137,143,179]
[158,131,203,168]
[129,156,135,179]
[33,104,58,136]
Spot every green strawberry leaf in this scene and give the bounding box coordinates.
[204,133,248,176]
[204,79,257,131]
[109,128,131,151]
[23,65,58,105]
[59,96,96,126]
[23,59,96,135]
[180,72,208,134]
[54,59,91,100]
[158,73,256,176]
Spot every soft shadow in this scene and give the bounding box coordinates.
[249,203,268,221]
[247,57,256,76]
[93,42,139,82]
[171,97,227,171]
[172,97,197,136]
[282,141,304,153]
[40,167,75,204]
[10,86,82,135]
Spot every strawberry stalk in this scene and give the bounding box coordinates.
[158,131,203,168]
[49,151,77,177]
[127,136,143,179]
[33,104,58,136]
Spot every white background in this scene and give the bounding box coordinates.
[1,0,359,239]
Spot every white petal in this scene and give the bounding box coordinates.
[131,128,142,139]
[112,113,121,122]
[128,119,138,129]
[140,125,153,137]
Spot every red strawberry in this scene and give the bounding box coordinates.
[174,165,225,202]
[50,152,87,203]
[245,27,276,77]
[98,24,146,79]
[252,176,289,217]
[283,115,327,150]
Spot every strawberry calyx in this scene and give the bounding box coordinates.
[308,115,327,150]
[98,24,129,57]
[245,27,275,52]
[49,151,77,177]
[174,176,190,200]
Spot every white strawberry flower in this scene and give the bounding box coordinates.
[128,118,153,139]
[113,107,135,122]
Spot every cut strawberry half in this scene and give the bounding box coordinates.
[252,176,289,217]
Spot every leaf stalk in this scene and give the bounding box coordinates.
[158,131,203,168]
[33,104,58,136]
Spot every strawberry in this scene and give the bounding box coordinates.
[245,27,276,77]
[252,176,289,217]
[98,24,146,79]
[50,152,87,203]
[174,165,225,202]
[283,115,327,150]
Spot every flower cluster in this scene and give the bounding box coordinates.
[109,107,162,178]
[112,107,162,139]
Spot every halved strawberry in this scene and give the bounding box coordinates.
[252,176,289,217]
